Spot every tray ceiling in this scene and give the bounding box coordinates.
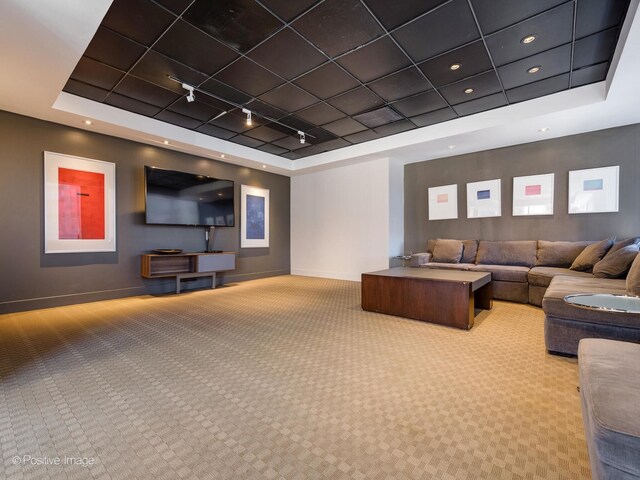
[64,0,631,159]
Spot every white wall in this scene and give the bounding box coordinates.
[291,158,401,281]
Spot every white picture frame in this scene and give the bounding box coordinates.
[428,184,458,220]
[513,173,555,216]
[44,151,116,253]
[467,179,501,218]
[241,184,269,248]
[568,166,619,214]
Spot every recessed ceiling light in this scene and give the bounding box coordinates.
[83,120,92,125]
[220,154,225,158]
[448,145,456,149]
[163,140,169,145]
[539,127,549,132]
[262,165,267,169]
[449,63,461,71]
[527,66,541,74]
[521,35,537,44]
[464,88,474,94]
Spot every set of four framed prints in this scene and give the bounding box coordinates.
[428,166,620,220]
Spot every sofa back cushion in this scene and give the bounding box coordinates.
[432,239,464,263]
[593,245,639,278]
[535,240,593,267]
[461,240,479,264]
[626,253,640,296]
[476,240,537,267]
[570,237,615,271]
[427,239,478,263]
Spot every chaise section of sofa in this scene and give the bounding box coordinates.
[543,276,640,355]
[578,339,640,480]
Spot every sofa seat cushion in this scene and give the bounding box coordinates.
[423,263,472,271]
[579,339,640,478]
[476,240,537,267]
[528,267,594,288]
[470,264,530,283]
[542,276,639,328]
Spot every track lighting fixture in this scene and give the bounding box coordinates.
[168,76,313,145]
[242,108,252,126]
[182,83,195,102]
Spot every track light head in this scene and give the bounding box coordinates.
[298,131,306,145]
[182,83,195,102]
[242,108,252,126]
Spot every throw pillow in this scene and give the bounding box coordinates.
[432,239,464,263]
[593,244,640,278]
[570,236,616,271]
[627,253,640,296]
[461,240,479,264]
[605,237,640,257]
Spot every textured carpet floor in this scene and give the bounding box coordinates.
[0,275,589,480]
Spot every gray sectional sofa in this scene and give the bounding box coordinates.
[410,238,640,355]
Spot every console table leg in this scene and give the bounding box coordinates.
[210,273,216,289]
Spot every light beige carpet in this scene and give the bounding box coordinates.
[0,275,589,479]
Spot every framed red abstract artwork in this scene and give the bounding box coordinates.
[44,152,116,253]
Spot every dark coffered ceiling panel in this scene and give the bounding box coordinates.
[259,0,319,22]
[153,20,239,76]
[470,0,568,35]
[368,67,432,102]
[70,57,125,91]
[484,3,575,67]
[101,0,175,46]
[293,63,360,99]
[247,28,326,80]
[393,0,480,62]
[576,0,630,38]
[292,0,384,57]
[84,27,146,72]
[439,71,503,106]
[336,36,412,83]
[506,74,570,104]
[392,90,448,117]
[182,0,282,53]
[64,0,631,159]
[363,0,448,30]
[418,41,493,88]
[498,44,572,90]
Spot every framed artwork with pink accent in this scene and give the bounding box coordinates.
[428,184,457,220]
[44,151,116,253]
[513,173,554,216]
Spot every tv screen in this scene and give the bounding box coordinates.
[145,166,235,227]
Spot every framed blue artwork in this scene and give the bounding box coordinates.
[568,166,619,214]
[241,185,269,248]
[467,179,501,218]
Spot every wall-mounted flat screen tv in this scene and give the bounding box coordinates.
[145,166,235,227]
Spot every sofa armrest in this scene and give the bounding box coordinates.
[410,252,432,267]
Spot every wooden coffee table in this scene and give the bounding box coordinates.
[361,267,492,329]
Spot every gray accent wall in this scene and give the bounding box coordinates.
[0,111,290,313]
[405,124,640,253]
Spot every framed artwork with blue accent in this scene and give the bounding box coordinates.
[467,179,501,218]
[568,166,619,214]
[241,185,269,248]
